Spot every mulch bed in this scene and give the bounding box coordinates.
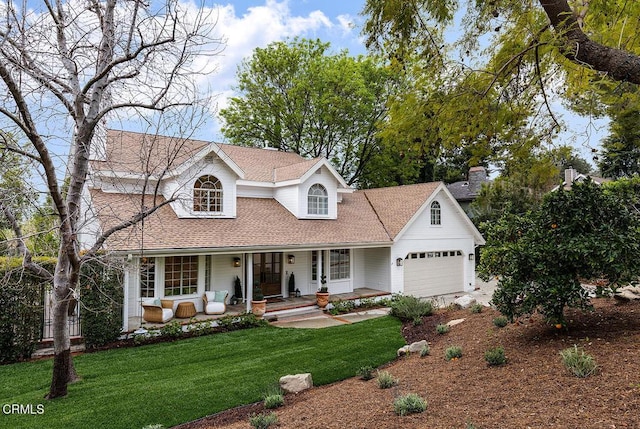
[177,298,640,429]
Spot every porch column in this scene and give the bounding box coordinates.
[246,253,253,312]
[122,263,130,331]
[316,250,323,291]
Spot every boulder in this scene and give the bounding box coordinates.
[447,318,466,327]
[397,345,410,356]
[398,340,428,356]
[614,285,640,302]
[279,373,313,394]
[454,295,476,309]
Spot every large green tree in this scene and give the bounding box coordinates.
[599,104,640,178]
[219,38,393,186]
[479,179,640,325]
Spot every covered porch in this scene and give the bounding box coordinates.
[127,287,390,331]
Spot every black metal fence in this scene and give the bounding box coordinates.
[41,289,82,340]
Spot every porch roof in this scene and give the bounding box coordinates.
[89,190,393,252]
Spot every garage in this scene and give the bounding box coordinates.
[403,250,464,298]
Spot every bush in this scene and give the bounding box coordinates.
[263,387,285,409]
[445,346,463,361]
[80,259,124,349]
[470,303,483,314]
[420,344,430,357]
[377,370,398,389]
[560,345,597,377]
[393,393,427,416]
[436,323,450,334]
[356,365,375,381]
[328,299,356,315]
[159,320,183,338]
[0,257,54,363]
[493,316,508,328]
[216,312,267,330]
[484,346,507,366]
[249,412,278,429]
[389,295,433,324]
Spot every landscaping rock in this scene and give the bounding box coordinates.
[454,295,476,308]
[447,318,466,327]
[614,285,640,302]
[280,373,313,394]
[397,345,410,356]
[408,340,428,354]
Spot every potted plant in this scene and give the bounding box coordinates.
[251,285,267,317]
[231,275,243,305]
[316,275,329,308]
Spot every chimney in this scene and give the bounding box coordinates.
[468,166,487,195]
[564,167,577,185]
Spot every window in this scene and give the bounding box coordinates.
[311,250,325,281]
[194,175,223,212]
[164,256,198,296]
[204,255,212,291]
[308,184,328,215]
[330,249,350,280]
[140,257,155,298]
[430,201,441,225]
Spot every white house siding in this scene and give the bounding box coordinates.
[210,254,241,305]
[284,251,309,296]
[166,157,237,218]
[274,185,300,218]
[359,247,391,292]
[297,166,338,219]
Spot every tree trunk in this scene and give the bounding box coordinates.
[539,0,640,84]
[46,263,79,399]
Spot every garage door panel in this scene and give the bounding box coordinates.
[404,252,463,297]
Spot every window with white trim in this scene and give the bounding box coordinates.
[140,257,155,298]
[330,249,350,280]
[308,184,328,215]
[164,256,198,296]
[430,201,441,225]
[194,175,223,212]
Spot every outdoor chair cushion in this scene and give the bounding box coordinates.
[141,300,174,323]
[203,291,228,315]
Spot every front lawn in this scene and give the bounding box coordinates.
[0,316,403,429]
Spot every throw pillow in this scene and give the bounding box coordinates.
[214,290,227,303]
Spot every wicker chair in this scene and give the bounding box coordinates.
[203,291,228,315]
[141,299,174,323]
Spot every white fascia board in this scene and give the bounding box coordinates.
[298,158,350,189]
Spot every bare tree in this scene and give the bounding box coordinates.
[0,0,223,398]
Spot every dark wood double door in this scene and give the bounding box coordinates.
[253,252,282,297]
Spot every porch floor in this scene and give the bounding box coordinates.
[127,287,389,332]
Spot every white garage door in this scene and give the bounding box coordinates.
[403,250,464,297]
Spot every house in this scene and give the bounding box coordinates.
[79,130,485,330]
[446,166,489,214]
[552,168,610,191]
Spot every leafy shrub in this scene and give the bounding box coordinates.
[142,425,165,429]
[159,320,183,338]
[377,370,398,389]
[470,303,483,314]
[216,312,267,330]
[263,387,285,409]
[80,259,124,349]
[356,365,375,381]
[328,299,356,315]
[249,412,278,429]
[493,316,508,328]
[436,323,450,334]
[560,345,597,377]
[420,344,431,357]
[393,393,427,416]
[445,346,463,361]
[389,295,433,324]
[484,346,507,366]
[0,257,54,363]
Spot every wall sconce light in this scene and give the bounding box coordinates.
[468,253,475,261]
[396,257,403,266]
[288,254,295,264]
[233,257,241,267]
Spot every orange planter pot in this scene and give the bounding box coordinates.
[316,292,330,309]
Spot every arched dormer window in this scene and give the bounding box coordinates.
[308,184,328,215]
[194,175,223,212]
[430,201,441,225]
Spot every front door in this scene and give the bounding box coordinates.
[253,252,282,297]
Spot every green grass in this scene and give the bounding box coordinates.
[0,317,403,429]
